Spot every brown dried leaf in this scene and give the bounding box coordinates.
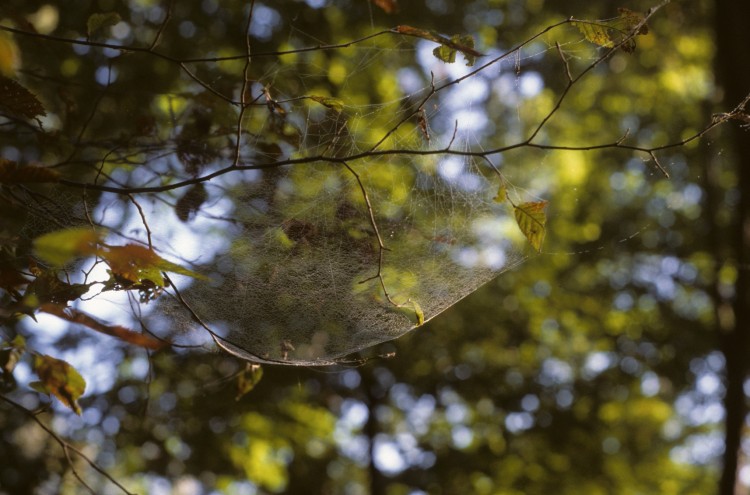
[0,159,60,184]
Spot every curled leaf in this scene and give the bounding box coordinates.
[572,8,648,53]
[309,95,345,112]
[493,182,507,203]
[33,354,86,415]
[236,363,263,400]
[393,26,482,66]
[513,200,548,253]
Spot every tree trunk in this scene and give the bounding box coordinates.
[715,1,750,493]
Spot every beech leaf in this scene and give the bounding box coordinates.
[33,227,101,267]
[393,26,482,66]
[236,363,264,400]
[102,244,207,287]
[572,8,648,54]
[33,354,86,415]
[513,200,548,253]
[0,159,60,184]
[493,182,507,203]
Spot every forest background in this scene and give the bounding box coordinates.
[1,0,750,494]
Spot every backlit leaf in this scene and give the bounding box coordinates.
[309,95,345,112]
[40,303,167,350]
[393,26,482,66]
[493,182,507,203]
[433,34,477,66]
[33,354,86,415]
[0,31,20,78]
[102,244,207,287]
[513,200,548,253]
[0,159,60,184]
[572,8,648,54]
[33,227,101,266]
[0,76,46,120]
[86,12,121,40]
[236,363,264,400]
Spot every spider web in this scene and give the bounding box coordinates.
[126,38,541,364]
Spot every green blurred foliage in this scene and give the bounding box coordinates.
[0,0,740,494]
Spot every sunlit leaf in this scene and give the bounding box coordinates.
[39,303,167,350]
[493,182,507,203]
[33,227,101,266]
[0,31,20,78]
[433,34,477,66]
[572,8,648,53]
[86,12,121,40]
[0,159,60,184]
[102,244,207,287]
[236,363,263,400]
[393,25,482,66]
[33,354,86,415]
[513,200,548,252]
[0,76,46,120]
[309,95,345,112]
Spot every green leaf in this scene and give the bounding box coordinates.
[432,34,477,66]
[309,95,345,112]
[33,227,102,267]
[393,26,482,66]
[513,200,548,253]
[33,354,86,415]
[236,364,264,400]
[493,182,507,203]
[86,12,121,40]
[572,8,648,54]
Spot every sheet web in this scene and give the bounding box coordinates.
[107,24,543,364]
[152,99,530,364]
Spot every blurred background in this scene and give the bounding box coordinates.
[1,0,748,493]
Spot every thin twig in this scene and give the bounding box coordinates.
[0,394,137,495]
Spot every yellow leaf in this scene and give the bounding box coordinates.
[33,227,101,266]
[493,182,507,203]
[236,364,263,400]
[33,354,86,415]
[513,200,548,252]
[0,31,20,78]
